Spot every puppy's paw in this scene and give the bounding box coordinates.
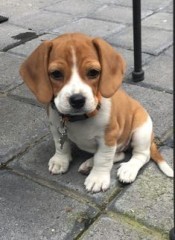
[84,170,110,193]
[117,161,139,183]
[48,154,69,174]
[78,158,93,175]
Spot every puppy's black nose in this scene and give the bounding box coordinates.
[69,94,86,109]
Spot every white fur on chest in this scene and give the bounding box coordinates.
[67,97,111,153]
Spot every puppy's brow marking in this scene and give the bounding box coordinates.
[69,47,87,93]
[70,47,80,85]
[71,47,77,66]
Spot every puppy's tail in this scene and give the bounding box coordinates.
[150,142,173,178]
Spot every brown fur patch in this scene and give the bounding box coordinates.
[104,89,148,147]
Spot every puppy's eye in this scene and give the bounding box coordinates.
[87,69,100,79]
[50,70,64,80]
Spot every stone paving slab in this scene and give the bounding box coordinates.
[8,83,38,105]
[115,47,151,75]
[11,10,75,34]
[140,0,172,10]
[89,5,152,25]
[122,83,173,138]
[0,0,63,20]
[0,170,99,240]
[108,0,172,11]
[0,52,24,93]
[81,214,168,240]
[107,26,173,55]
[0,0,36,18]
[164,45,173,57]
[164,135,174,148]
[142,12,173,31]
[0,97,49,163]
[52,18,125,38]
[109,147,173,234]
[163,2,173,13]
[161,127,174,148]
[138,54,173,92]
[9,135,125,206]
[45,0,103,17]
[0,23,35,51]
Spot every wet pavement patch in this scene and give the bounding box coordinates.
[3,31,39,51]
[12,32,38,41]
[0,16,8,24]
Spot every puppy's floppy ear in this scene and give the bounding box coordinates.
[93,38,125,98]
[20,41,53,103]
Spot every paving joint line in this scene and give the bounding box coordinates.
[4,162,124,212]
[8,167,103,210]
[107,211,169,239]
[85,16,131,26]
[7,93,43,108]
[71,212,103,240]
[124,79,173,94]
[0,134,49,167]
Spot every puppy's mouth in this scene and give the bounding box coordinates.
[66,108,87,115]
[54,94,98,116]
[54,101,97,116]
[62,105,96,116]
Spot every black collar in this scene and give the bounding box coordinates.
[51,100,101,122]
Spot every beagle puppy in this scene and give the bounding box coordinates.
[20,33,173,193]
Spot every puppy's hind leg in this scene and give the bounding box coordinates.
[113,152,125,163]
[78,157,93,175]
[79,152,125,175]
[117,116,152,183]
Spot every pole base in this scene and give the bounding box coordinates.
[170,228,175,240]
[132,70,144,82]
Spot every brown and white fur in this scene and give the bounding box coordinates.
[20,33,173,193]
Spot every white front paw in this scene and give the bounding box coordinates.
[48,154,69,174]
[84,170,110,193]
[117,161,139,183]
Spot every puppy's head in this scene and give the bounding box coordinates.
[20,33,125,114]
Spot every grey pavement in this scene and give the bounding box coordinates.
[0,0,173,239]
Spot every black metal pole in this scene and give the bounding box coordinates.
[169,0,175,239]
[132,0,144,82]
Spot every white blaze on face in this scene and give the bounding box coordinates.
[54,47,97,114]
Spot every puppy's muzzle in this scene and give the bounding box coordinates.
[69,94,86,109]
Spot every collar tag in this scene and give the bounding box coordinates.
[58,117,67,149]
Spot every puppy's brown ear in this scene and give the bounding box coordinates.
[20,41,53,103]
[93,38,125,98]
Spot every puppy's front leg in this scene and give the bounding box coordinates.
[84,138,116,192]
[48,105,71,174]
